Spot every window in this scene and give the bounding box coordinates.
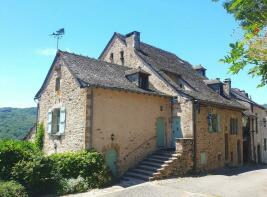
[120,51,124,65]
[55,77,60,91]
[230,118,239,134]
[264,139,267,151]
[139,74,148,89]
[109,53,114,63]
[200,152,207,165]
[208,113,220,132]
[47,107,66,135]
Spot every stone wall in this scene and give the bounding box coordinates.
[90,88,171,175]
[195,103,243,171]
[38,59,87,155]
[153,138,194,180]
[100,33,194,138]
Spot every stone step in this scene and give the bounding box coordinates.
[124,171,151,181]
[144,157,167,164]
[131,168,155,176]
[141,160,164,168]
[153,151,175,157]
[150,154,171,160]
[138,164,161,172]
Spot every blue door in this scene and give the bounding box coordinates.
[105,149,118,176]
[172,116,182,148]
[156,118,165,148]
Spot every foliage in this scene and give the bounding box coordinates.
[0,107,36,140]
[34,123,44,150]
[11,156,62,196]
[0,180,28,197]
[49,150,111,188]
[59,177,90,195]
[0,139,40,180]
[215,0,267,87]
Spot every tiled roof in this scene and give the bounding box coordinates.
[35,51,169,98]
[133,41,244,109]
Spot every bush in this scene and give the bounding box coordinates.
[0,180,28,197]
[34,123,44,150]
[0,139,40,180]
[11,156,62,196]
[50,150,111,188]
[59,177,90,195]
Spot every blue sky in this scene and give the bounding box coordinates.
[0,0,266,107]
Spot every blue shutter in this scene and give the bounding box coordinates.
[47,109,52,134]
[59,107,66,135]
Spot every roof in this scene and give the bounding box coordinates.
[231,88,265,109]
[35,51,168,99]
[204,79,223,85]
[125,67,151,76]
[194,65,207,70]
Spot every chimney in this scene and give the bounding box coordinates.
[223,78,231,97]
[125,31,140,50]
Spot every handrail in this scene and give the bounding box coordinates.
[122,135,157,160]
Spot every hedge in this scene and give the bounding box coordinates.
[0,139,40,180]
[49,150,111,188]
[0,180,28,197]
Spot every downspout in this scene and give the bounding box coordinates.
[192,99,198,171]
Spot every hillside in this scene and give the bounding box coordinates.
[263,104,267,108]
[0,107,36,139]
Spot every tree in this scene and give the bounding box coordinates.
[216,0,267,87]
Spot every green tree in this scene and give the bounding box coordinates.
[215,0,267,87]
[34,123,44,151]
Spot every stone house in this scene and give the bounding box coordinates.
[34,31,246,180]
[231,88,267,164]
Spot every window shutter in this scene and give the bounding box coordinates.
[47,109,52,134]
[59,107,66,135]
[217,114,221,132]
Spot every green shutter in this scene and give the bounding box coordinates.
[217,114,221,132]
[59,107,66,135]
[47,109,52,134]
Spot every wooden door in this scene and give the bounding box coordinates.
[105,149,118,176]
[172,116,182,148]
[156,118,165,148]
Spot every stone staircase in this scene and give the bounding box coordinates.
[120,149,181,184]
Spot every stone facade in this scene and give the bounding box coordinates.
[38,59,87,154]
[195,103,243,171]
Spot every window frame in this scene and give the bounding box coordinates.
[230,118,239,135]
[208,113,220,133]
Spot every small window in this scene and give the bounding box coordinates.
[230,118,239,134]
[139,74,148,89]
[47,107,66,135]
[55,77,60,91]
[200,152,207,165]
[208,113,220,132]
[120,51,124,65]
[52,108,60,134]
[110,53,114,63]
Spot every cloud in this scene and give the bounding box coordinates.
[35,48,57,56]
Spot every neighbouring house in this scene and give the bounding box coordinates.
[230,88,267,164]
[99,31,245,171]
[33,31,246,180]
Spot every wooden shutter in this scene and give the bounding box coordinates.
[59,107,66,135]
[217,114,221,132]
[47,109,52,134]
[208,113,213,132]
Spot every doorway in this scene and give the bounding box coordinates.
[237,140,241,164]
[105,149,118,176]
[257,145,261,163]
[156,117,165,148]
[172,116,182,148]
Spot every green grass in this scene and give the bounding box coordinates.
[0,107,36,140]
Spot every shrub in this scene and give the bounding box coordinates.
[59,177,90,195]
[34,123,44,150]
[50,150,111,188]
[0,139,40,180]
[11,156,62,196]
[0,180,28,197]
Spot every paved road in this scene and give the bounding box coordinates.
[66,165,267,197]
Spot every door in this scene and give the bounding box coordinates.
[257,145,261,163]
[237,140,241,164]
[225,133,229,161]
[105,149,118,176]
[172,116,182,148]
[156,117,165,148]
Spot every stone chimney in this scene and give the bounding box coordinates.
[223,78,231,97]
[125,31,140,50]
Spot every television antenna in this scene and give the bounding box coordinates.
[50,28,65,50]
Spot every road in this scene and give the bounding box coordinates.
[66,165,267,197]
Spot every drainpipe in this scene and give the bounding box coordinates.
[192,99,198,171]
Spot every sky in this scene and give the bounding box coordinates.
[0,0,266,108]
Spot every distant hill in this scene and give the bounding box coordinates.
[0,107,37,140]
[263,104,267,108]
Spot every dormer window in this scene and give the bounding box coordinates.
[110,53,114,63]
[177,77,184,89]
[125,68,150,90]
[120,51,124,65]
